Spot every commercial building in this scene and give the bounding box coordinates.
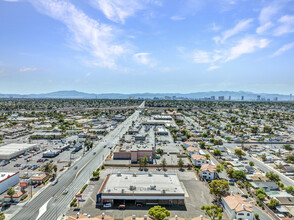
[97,173,185,207]
[156,127,169,136]
[113,145,154,163]
[0,171,19,194]
[31,173,49,185]
[42,149,60,158]
[0,143,36,160]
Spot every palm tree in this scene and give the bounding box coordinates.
[161,158,167,170]
[7,187,15,203]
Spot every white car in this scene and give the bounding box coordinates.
[103,203,112,208]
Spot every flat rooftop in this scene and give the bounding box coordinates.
[102,173,184,195]
[0,171,18,182]
[0,143,36,155]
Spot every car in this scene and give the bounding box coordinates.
[241,194,248,198]
[93,152,96,155]
[34,184,39,188]
[118,204,125,210]
[103,203,112,208]
[136,203,143,207]
[52,180,58,186]
[74,166,78,170]
[28,156,32,158]
[63,189,69,195]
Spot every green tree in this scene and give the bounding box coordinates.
[143,156,148,169]
[213,149,221,156]
[199,141,205,149]
[234,149,246,158]
[7,187,15,202]
[249,161,254,167]
[254,213,260,220]
[285,186,294,195]
[261,154,266,161]
[266,171,280,182]
[0,212,5,220]
[232,170,246,181]
[201,205,223,220]
[205,153,211,160]
[138,157,143,169]
[209,180,229,201]
[268,199,279,210]
[226,168,234,178]
[161,158,167,170]
[156,148,164,156]
[283,144,292,151]
[177,158,184,170]
[92,170,100,180]
[263,126,272,133]
[251,126,258,134]
[148,206,170,220]
[216,165,224,173]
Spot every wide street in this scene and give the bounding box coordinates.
[11,102,144,220]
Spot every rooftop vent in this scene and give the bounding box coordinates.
[130,185,136,191]
[117,172,121,177]
[133,173,136,177]
[164,173,168,177]
[121,189,125,193]
[150,185,156,190]
[148,172,152,176]
[162,189,166,194]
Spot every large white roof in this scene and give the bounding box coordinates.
[0,143,36,155]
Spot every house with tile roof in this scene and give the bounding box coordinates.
[191,154,209,167]
[200,164,217,180]
[222,194,254,220]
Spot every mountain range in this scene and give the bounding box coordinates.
[0,90,292,101]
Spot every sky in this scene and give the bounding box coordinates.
[0,0,294,94]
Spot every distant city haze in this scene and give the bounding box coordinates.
[0,0,293,94]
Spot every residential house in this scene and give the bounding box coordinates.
[222,194,254,220]
[200,164,217,180]
[191,154,209,167]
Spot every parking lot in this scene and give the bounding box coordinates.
[66,167,214,219]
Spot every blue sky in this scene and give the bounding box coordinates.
[0,0,294,94]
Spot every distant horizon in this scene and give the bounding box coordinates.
[0,89,292,96]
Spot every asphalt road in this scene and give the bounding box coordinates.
[11,102,144,220]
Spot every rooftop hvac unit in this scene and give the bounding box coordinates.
[129,185,136,190]
[162,189,166,194]
[121,189,125,193]
[117,172,121,176]
[164,173,168,177]
[150,185,156,190]
[133,173,136,177]
[148,172,152,176]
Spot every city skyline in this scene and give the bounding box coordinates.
[0,0,294,94]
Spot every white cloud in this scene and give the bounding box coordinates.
[2,0,19,2]
[256,22,274,35]
[256,5,279,35]
[259,5,279,24]
[193,50,223,64]
[90,0,143,24]
[216,19,253,43]
[170,16,185,21]
[272,42,294,57]
[19,67,37,72]
[86,72,91,77]
[31,0,125,68]
[207,65,220,71]
[274,15,294,36]
[133,52,154,66]
[226,37,270,61]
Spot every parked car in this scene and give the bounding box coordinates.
[136,203,143,207]
[103,203,112,208]
[118,204,125,210]
[34,184,39,188]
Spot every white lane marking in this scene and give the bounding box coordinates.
[36,197,52,220]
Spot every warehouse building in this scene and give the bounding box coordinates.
[0,143,36,160]
[0,171,19,194]
[96,173,185,207]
